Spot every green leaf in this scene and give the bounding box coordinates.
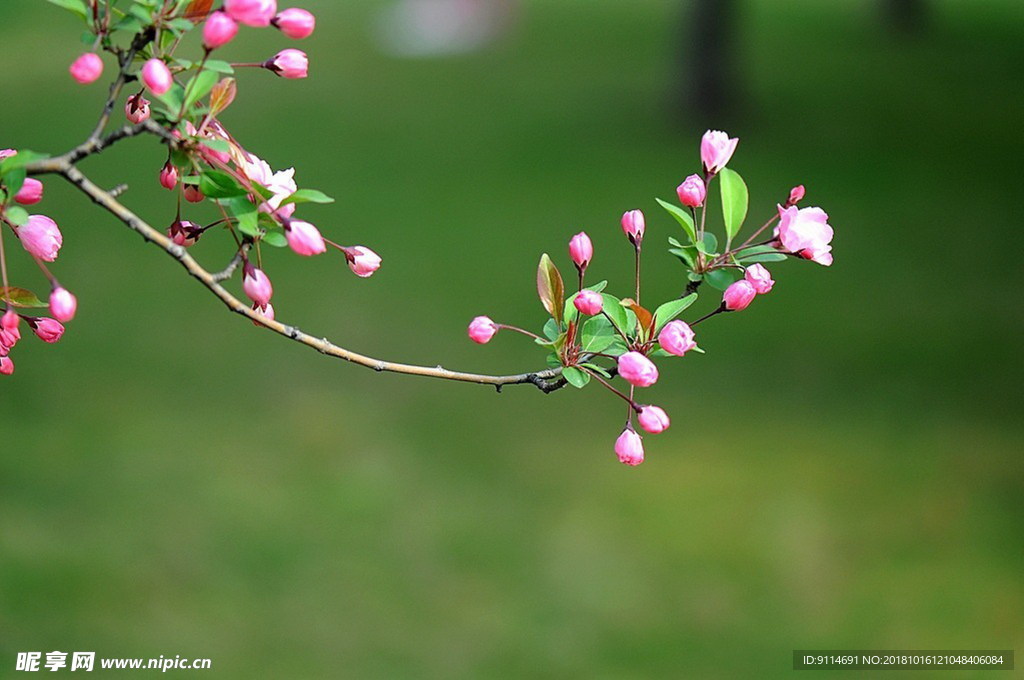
[204,59,235,74]
[652,293,698,334]
[536,253,565,324]
[5,206,29,226]
[601,295,630,336]
[261,231,288,247]
[182,69,219,112]
[168,17,196,33]
[668,246,696,269]
[0,286,47,308]
[580,315,616,353]
[735,245,787,264]
[280,189,335,206]
[656,197,697,244]
[542,318,559,341]
[3,167,26,197]
[46,0,89,21]
[697,232,718,255]
[0,150,48,175]
[705,268,739,291]
[562,367,590,389]
[580,362,611,378]
[545,352,562,369]
[222,196,259,236]
[719,168,749,244]
[154,82,185,116]
[199,170,246,198]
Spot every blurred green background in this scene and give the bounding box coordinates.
[2,0,1021,677]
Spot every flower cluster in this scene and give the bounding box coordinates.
[1,0,381,376]
[468,130,834,466]
[0,148,77,375]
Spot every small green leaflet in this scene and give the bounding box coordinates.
[562,367,590,389]
[46,0,89,21]
[652,293,697,334]
[0,287,48,308]
[656,197,697,244]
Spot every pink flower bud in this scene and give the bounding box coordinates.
[69,53,104,84]
[788,185,805,206]
[14,178,44,205]
[203,11,239,49]
[49,287,77,322]
[573,289,604,316]
[614,428,644,466]
[676,174,706,208]
[243,265,273,307]
[345,246,382,278]
[776,205,833,260]
[1,310,17,332]
[124,93,151,124]
[168,220,201,248]
[17,215,63,262]
[0,356,13,376]
[638,405,670,434]
[617,351,659,387]
[744,263,774,294]
[29,317,64,343]
[183,185,204,203]
[621,209,645,244]
[722,279,756,311]
[568,231,593,270]
[0,149,17,161]
[159,162,178,190]
[700,129,739,175]
[265,49,308,78]
[0,323,20,353]
[273,8,316,39]
[141,59,173,95]
[225,0,278,27]
[658,320,696,357]
[251,302,275,326]
[467,316,498,344]
[285,219,326,256]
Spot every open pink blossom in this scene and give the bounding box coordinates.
[141,59,173,95]
[17,215,63,262]
[573,290,603,316]
[658,320,696,356]
[242,153,297,217]
[569,232,593,270]
[225,0,278,27]
[618,351,659,387]
[701,129,739,174]
[776,205,833,258]
[723,279,756,311]
[285,220,326,256]
[69,53,103,84]
[345,246,382,278]
[638,405,670,434]
[801,246,833,267]
[744,263,774,294]
[0,323,19,353]
[273,8,316,39]
[49,287,77,322]
[15,178,44,205]
[203,11,239,49]
[468,316,498,344]
[614,428,644,466]
[266,49,308,78]
[124,93,150,124]
[676,174,706,208]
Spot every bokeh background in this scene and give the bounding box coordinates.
[2,0,1022,677]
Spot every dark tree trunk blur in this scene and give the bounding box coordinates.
[682,0,739,126]
[883,0,928,33]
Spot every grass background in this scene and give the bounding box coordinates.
[1,0,1021,677]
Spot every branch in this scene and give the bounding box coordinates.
[26,157,569,393]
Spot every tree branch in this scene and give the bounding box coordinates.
[26,156,568,392]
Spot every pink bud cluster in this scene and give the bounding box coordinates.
[465,128,835,467]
